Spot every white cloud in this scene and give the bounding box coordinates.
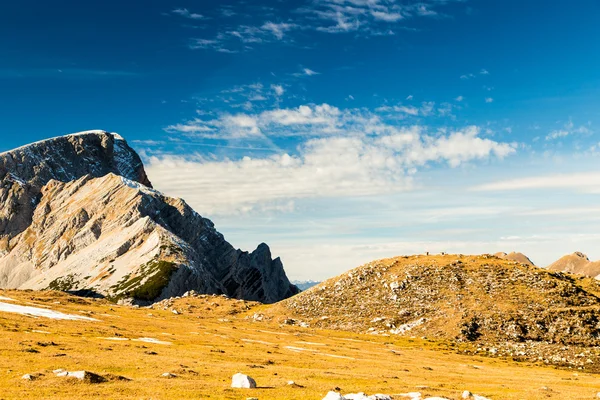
[172,8,204,20]
[371,11,404,22]
[455,95,464,102]
[394,105,420,116]
[294,68,320,77]
[472,171,600,192]
[262,104,340,126]
[154,105,515,215]
[485,97,494,103]
[480,69,490,75]
[165,113,263,139]
[261,22,297,39]
[271,84,285,96]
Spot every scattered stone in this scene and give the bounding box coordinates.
[246,398,259,400]
[231,372,257,389]
[161,372,177,378]
[21,374,35,381]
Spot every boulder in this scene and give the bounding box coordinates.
[231,373,257,389]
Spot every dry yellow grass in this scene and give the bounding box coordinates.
[0,289,599,400]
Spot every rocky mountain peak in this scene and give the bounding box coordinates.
[0,131,151,240]
[547,251,600,279]
[573,251,589,260]
[0,132,298,304]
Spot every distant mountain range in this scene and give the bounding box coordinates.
[0,131,298,303]
[291,280,321,291]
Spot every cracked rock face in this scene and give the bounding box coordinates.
[0,131,151,240]
[0,131,298,304]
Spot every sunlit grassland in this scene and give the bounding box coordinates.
[0,290,598,399]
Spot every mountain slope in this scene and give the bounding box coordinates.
[268,254,600,350]
[547,252,600,279]
[0,131,297,303]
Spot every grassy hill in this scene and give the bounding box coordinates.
[267,254,600,371]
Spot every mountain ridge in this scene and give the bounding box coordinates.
[0,131,298,303]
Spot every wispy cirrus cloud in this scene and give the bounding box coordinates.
[460,69,490,80]
[171,8,205,20]
[545,119,592,140]
[292,67,320,77]
[180,0,464,53]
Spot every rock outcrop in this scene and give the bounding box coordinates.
[0,131,298,303]
[547,252,600,279]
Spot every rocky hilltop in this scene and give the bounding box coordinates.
[266,253,600,369]
[547,251,600,279]
[0,131,298,303]
[494,251,535,266]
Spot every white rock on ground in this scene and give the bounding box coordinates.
[161,372,177,378]
[231,373,257,389]
[345,394,370,400]
[56,370,105,383]
[322,392,346,400]
[21,374,35,381]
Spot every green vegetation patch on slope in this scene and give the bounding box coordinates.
[110,259,178,301]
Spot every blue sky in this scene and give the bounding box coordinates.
[2,0,600,279]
